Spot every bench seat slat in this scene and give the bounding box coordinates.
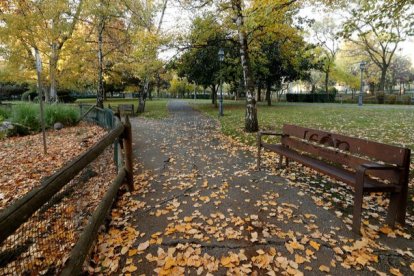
[262,143,399,193]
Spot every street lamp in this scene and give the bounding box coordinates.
[358,61,366,106]
[218,48,225,116]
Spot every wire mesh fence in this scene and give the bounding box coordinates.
[0,147,116,275]
[0,105,122,275]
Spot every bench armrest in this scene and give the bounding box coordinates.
[258,130,284,137]
[359,163,401,171]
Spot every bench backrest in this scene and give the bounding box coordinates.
[119,104,134,114]
[281,124,410,181]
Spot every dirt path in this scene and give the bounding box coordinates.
[122,100,413,275]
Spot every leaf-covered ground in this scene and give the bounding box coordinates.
[0,122,107,209]
[90,101,414,275]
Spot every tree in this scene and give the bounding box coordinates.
[341,0,410,93]
[311,16,341,94]
[175,14,228,107]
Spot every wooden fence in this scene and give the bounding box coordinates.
[0,106,134,274]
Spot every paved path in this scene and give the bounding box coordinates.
[126,100,413,275]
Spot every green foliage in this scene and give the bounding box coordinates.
[10,103,79,132]
[11,104,40,131]
[45,104,79,126]
[385,94,397,105]
[402,95,412,105]
[0,107,11,120]
[21,90,37,101]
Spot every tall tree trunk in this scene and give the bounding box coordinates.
[34,48,47,154]
[233,0,258,132]
[138,78,148,113]
[379,65,387,92]
[266,81,271,106]
[211,85,217,107]
[325,70,329,94]
[96,18,105,108]
[49,43,59,102]
[256,81,262,102]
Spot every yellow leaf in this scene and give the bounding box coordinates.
[137,241,150,251]
[390,267,403,276]
[309,241,320,251]
[379,226,393,235]
[295,254,306,264]
[128,249,138,257]
[164,256,176,269]
[410,262,414,272]
[125,264,138,273]
[319,265,330,273]
[184,216,193,222]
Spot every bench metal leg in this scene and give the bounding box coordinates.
[395,187,408,225]
[277,155,283,169]
[352,184,364,234]
[386,192,399,227]
[285,157,289,167]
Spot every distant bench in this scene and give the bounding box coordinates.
[257,124,411,234]
[109,104,134,116]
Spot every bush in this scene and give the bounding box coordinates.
[385,94,397,104]
[45,104,79,126]
[402,95,412,105]
[10,103,79,133]
[0,107,11,120]
[11,104,40,131]
[286,93,336,103]
[21,90,38,101]
[376,92,385,104]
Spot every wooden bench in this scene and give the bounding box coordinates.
[119,104,134,116]
[257,124,411,234]
[108,104,134,116]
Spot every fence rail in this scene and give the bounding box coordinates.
[0,106,134,274]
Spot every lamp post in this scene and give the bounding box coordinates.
[358,61,366,106]
[218,48,224,116]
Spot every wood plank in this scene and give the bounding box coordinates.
[263,144,398,193]
[282,124,409,166]
[280,137,401,182]
[61,168,126,275]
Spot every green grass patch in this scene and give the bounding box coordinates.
[75,98,169,119]
[191,100,414,151]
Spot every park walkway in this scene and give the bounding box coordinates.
[124,100,413,275]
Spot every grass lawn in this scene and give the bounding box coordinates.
[192,100,414,152]
[75,98,169,119]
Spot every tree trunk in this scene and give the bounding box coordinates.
[379,66,387,92]
[266,81,271,106]
[34,48,47,154]
[325,70,329,94]
[49,43,59,102]
[211,85,217,107]
[96,18,105,109]
[256,82,262,102]
[233,0,258,133]
[138,78,148,113]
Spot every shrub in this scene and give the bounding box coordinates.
[21,90,37,101]
[402,95,412,105]
[0,107,11,120]
[376,92,385,104]
[11,104,40,131]
[45,104,79,126]
[386,94,397,104]
[10,103,79,134]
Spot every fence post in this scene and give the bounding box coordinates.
[123,116,134,191]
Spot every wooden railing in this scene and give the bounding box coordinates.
[0,107,134,274]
